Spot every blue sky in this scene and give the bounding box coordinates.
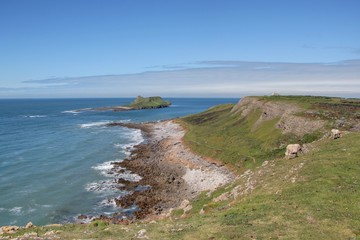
[0,0,359,98]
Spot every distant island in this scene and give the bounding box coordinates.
[95,96,171,111]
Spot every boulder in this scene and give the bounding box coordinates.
[25,221,33,228]
[179,199,192,213]
[331,129,341,139]
[1,225,19,234]
[135,229,149,239]
[285,144,302,159]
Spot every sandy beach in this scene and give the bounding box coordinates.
[106,120,235,221]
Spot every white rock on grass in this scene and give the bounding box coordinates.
[135,229,149,239]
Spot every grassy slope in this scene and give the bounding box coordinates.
[7,96,360,239]
[179,103,284,172]
[13,132,359,239]
[179,96,360,173]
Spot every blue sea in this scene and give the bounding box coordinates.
[0,98,237,226]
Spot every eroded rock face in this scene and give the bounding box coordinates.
[285,144,302,159]
[231,97,325,137]
[331,129,341,139]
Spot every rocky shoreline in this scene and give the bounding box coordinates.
[101,120,235,222]
[0,120,235,234]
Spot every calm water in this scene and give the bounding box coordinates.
[0,98,238,226]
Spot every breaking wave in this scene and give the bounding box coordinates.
[79,121,111,129]
[23,115,47,118]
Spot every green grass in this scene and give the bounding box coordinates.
[179,103,298,172]
[128,96,171,109]
[179,96,360,172]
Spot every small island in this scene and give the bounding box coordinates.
[95,96,171,111]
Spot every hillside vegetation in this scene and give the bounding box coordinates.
[180,95,360,172]
[4,95,360,239]
[128,96,171,109]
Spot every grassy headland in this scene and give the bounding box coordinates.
[94,96,171,111]
[179,95,360,173]
[3,95,360,239]
[128,96,171,109]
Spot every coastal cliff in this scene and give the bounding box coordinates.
[181,95,360,171]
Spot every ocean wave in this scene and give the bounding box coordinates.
[98,192,129,208]
[99,198,117,208]
[116,172,142,182]
[80,121,111,128]
[130,129,143,145]
[113,128,144,155]
[61,110,80,114]
[114,143,134,156]
[85,179,124,193]
[23,115,47,118]
[9,207,23,216]
[92,160,124,177]
[62,108,93,114]
[91,160,142,181]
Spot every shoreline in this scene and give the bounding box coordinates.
[0,119,235,229]
[104,120,235,222]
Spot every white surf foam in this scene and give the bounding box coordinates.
[100,198,117,208]
[85,179,123,193]
[117,171,142,182]
[80,121,111,129]
[92,160,124,177]
[24,115,47,118]
[62,110,80,114]
[113,129,144,155]
[130,129,144,145]
[9,207,23,215]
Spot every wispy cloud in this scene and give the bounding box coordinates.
[2,60,359,98]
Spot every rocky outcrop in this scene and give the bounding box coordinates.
[231,97,324,136]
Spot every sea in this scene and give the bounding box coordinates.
[0,98,238,226]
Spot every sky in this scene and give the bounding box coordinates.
[0,0,359,98]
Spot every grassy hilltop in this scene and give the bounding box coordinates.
[4,95,360,239]
[128,96,171,110]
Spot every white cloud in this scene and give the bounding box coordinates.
[1,60,359,98]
